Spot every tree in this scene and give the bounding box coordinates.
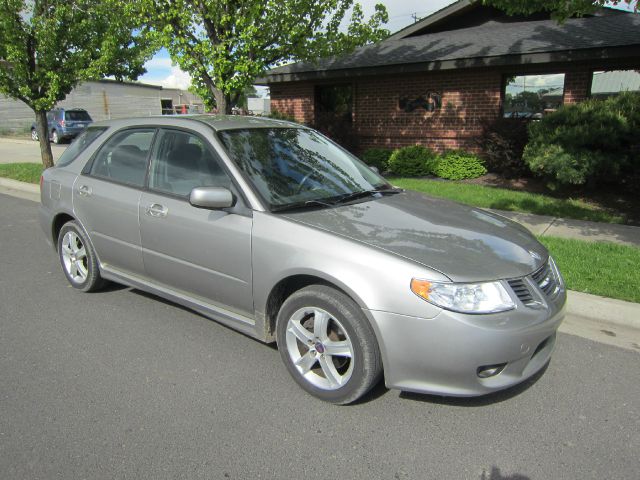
[0,1,153,168]
[481,0,637,21]
[137,1,388,114]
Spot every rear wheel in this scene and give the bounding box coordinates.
[57,221,106,292]
[276,285,382,404]
[51,129,60,144]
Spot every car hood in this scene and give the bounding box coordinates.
[280,190,548,282]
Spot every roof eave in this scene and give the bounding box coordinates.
[258,45,640,84]
[385,0,474,41]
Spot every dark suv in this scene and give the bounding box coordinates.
[31,108,93,144]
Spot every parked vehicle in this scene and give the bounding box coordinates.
[39,116,566,404]
[31,108,93,144]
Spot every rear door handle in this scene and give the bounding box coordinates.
[146,203,168,218]
[77,185,92,197]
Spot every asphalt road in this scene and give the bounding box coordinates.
[0,138,67,164]
[1,193,639,480]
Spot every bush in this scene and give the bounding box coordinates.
[360,148,393,172]
[524,92,640,187]
[267,110,298,123]
[433,150,487,180]
[480,118,530,178]
[388,145,439,177]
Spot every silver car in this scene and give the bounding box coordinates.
[39,116,566,404]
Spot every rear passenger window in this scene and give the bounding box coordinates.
[148,129,231,197]
[90,129,155,187]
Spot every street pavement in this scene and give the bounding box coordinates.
[1,193,639,480]
[0,137,66,164]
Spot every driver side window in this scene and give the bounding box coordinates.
[148,129,232,197]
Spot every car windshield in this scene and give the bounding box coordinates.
[65,110,91,121]
[217,128,391,210]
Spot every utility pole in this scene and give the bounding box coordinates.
[411,13,421,23]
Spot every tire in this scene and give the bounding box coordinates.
[57,221,106,292]
[276,285,382,405]
[51,129,60,144]
[31,128,38,141]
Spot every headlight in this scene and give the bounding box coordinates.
[411,278,515,314]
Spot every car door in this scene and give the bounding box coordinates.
[139,128,254,317]
[73,128,156,277]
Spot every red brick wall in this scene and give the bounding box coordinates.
[270,82,315,124]
[354,69,502,154]
[563,68,592,104]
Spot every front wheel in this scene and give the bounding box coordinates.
[276,285,382,405]
[31,128,38,141]
[57,221,106,292]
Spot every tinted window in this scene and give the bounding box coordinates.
[56,127,107,167]
[218,128,388,209]
[90,129,155,187]
[148,129,231,197]
[65,110,92,121]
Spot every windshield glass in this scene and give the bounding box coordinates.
[217,128,390,209]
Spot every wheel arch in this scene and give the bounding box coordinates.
[52,212,76,248]
[264,271,369,342]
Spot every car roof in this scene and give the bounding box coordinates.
[89,115,302,132]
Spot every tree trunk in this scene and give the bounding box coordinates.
[213,88,233,114]
[35,110,54,169]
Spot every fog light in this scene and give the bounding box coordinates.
[477,363,507,378]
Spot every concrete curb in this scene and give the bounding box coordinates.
[0,177,40,202]
[566,290,640,330]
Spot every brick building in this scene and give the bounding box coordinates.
[259,0,640,154]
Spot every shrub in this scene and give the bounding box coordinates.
[433,150,487,180]
[360,148,393,172]
[524,92,640,187]
[480,118,530,178]
[267,110,298,123]
[388,145,439,177]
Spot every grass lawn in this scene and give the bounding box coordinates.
[390,177,625,224]
[540,236,640,303]
[0,162,44,184]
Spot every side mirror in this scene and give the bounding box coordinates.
[369,165,379,173]
[189,187,235,209]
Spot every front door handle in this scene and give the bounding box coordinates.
[146,203,168,218]
[77,185,92,197]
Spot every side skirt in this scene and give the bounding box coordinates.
[100,265,267,342]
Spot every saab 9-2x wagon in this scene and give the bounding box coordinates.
[39,116,566,404]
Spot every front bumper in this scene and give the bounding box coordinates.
[365,294,566,396]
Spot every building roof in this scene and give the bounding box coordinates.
[261,8,640,84]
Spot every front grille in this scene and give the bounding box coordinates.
[507,278,534,305]
[508,258,561,306]
[531,261,559,297]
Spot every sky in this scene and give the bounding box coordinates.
[137,0,637,93]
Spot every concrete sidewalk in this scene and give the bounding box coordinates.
[489,209,640,248]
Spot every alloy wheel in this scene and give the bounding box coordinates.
[61,231,88,284]
[285,307,354,390]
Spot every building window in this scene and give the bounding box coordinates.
[590,70,640,99]
[503,74,565,119]
[314,84,354,150]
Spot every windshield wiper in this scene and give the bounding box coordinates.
[271,199,335,213]
[333,187,403,205]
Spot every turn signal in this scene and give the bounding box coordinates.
[410,279,432,300]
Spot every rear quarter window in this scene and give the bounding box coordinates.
[56,127,107,168]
